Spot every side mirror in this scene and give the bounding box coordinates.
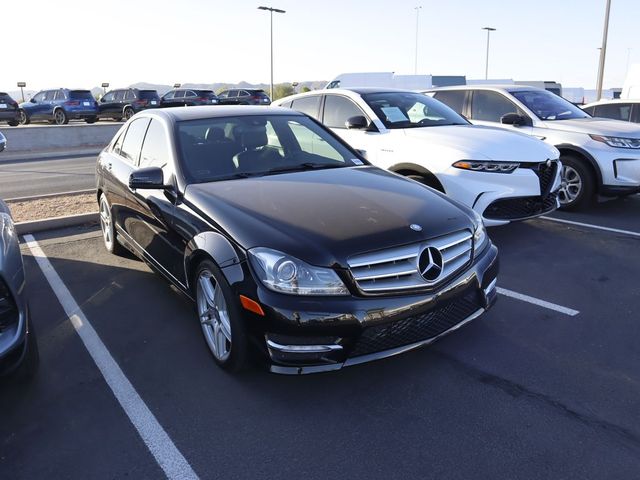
[345,115,370,130]
[30,98,37,103]
[129,167,164,190]
[501,113,527,126]
[100,97,106,103]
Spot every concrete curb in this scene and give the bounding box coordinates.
[15,212,99,235]
[5,189,96,203]
[0,149,101,162]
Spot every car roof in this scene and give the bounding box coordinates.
[141,105,303,123]
[583,98,640,107]
[426,84,545,93]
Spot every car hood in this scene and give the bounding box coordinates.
[401,124,559,162]
[543,117,640,138]
[184,166,474,268]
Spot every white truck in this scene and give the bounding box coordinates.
[325,72,433,90]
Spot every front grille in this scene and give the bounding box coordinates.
[350,290,482,357]
[522,160,558,195]
[484,191,558,221]
[347,230,473,293]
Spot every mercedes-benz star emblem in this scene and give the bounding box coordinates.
[410,224,423,232]
[418,246,444,282]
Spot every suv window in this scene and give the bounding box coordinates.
[115,90,125,101]
[54,90,67,101]
[471,90,522,122]
[291,96,321,119]
[433,91,466,115]
[124,90,136,101]
[120,118,151,163]
[185,91,197,98]
[43,91,56,101]
[594,103,632,121]
[323,95,364,129]
[174,91,185,99]
[228,90,238,97]
[140,119,170,171]
[103,92,116,102]
[217,91,228,98]
[32,92,46,103]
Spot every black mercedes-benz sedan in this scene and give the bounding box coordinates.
[95,106,498,374]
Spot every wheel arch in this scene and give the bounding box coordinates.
[555,144,603,189]
[184,232,244,292]
[388,162,446,192]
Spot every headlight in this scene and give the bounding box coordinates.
[0,212,14,236]
[248,247,349,296]
[453,160,520,173]
[471,212,488,254]
[589,134,640,149]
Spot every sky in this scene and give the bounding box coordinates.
[1,0,638,92]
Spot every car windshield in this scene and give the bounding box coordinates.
[362,92,469,129]
[511,89,590,121]
[177,114,362,183]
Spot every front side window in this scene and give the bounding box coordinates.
[471,90,523,122]
[139,119,171,172]
[323,95,366,129]
[103,92,116,102]
[174,90,186,99]
[120,118,151,163]
[163,91,175,100]
[593,103,632,121]
[511,89,589,121]
[115,90,125,101]
[177,115,360,182]
[218,91,229,98]
[362,91,468,129]
[32,92,46,103]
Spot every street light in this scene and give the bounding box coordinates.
[102,82,110,94]
[596,0,612,100]
[482,27,496,80]
[17,82,26,102]
[414,6,422,75]
[258,6,286,100]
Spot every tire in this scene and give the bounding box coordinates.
[99,194,126,256]
[11,322,39,381]
[558,155,595,211]
[8,120,19,127]
[18,110,30,125]
[194,259,249,372]
[123,108,134,121]
[85,116,98,124]
[53,109,68,125]
[406,174,445,193]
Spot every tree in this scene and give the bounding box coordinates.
[273,83,294,100]
[301,86,311,93]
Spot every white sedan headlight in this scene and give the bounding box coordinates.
[248,247,349,296]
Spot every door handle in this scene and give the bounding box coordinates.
[106,163,112,171]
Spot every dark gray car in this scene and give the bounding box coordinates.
[0,200,38,379]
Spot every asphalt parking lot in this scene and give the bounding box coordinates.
[1,195,639,479]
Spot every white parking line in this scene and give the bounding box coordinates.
[539,216,640,238]
[497,287,580,316]
[24,235,199,480]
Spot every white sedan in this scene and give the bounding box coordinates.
[273,88,561,226]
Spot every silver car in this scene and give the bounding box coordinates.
[0,200,38,379]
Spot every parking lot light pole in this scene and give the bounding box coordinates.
[17,82,26,102]
[596,0,612,101]
[258,6,286,100]
[482,27,496,80]
[414,6,422,75]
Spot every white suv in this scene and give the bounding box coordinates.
[273,88,561,226]
[427,85,640,209]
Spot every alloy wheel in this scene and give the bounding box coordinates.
[54,110,66,125]
[558,165,582,205]
[99,196,114,249]
[197,270,232,361]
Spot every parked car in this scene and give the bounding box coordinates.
[0,200,39,380]
[98,88,161,121]
[217,89,271,105]
[274,88,561,226]
[19,89,99,125]
[95,106,498,374]
[582,99,640,124]
[0,92,20,126]
[160,89,219,108]
[426,85,640,209]
[0,132,5,152]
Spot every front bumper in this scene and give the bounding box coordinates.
[235,243,498,374]
[0,302,29,376]
[585,139,640,189]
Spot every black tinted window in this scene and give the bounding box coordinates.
[323,95,364,128]
[593,103,632,121]
[433,91,466,114]
[139,90,159,100]
[70,90,93,100]
[103,92,115,102]
[115,90,125,101]
[124,90,136,101]
[471,90,521,122]
[291,96,321,119]
[174,91,185,99]
[121,118,151,163]
[140,119,170,171]
[185,91,197,98]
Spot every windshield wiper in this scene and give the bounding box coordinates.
[266,162,343,174]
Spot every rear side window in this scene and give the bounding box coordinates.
[174,91,186,99]
[54,90,67,101]
[185,91,197,98]
[291,96,321,120]
[120,118,151,163]
[69,90,94,100]
[140,119,170,172]
[323,95,365,129]
[471,90,522,122]
[433,91,466,114]
[593,103,632,121]
[124,90,136,101]
[115,90,125,101]
[43,91,56,101]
